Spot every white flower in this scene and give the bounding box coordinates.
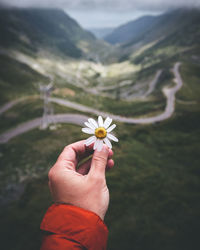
[82,116,118,151]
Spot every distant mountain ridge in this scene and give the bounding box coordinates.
[127,9,200,48]
[104,8,200,48]
[89,27,115,39]
[0,7,96,58]
[103,8,200,65]
[104,15,157,44]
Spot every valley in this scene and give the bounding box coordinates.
[0,62,183,144]
[0,6,199,250]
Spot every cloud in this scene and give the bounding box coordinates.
[1,0,200,12]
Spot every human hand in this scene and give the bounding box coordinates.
[48,140,114,220]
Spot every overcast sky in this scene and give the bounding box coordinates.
[1,0,200,28]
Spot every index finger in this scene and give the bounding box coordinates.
[57,140,94,170]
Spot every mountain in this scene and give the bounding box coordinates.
[104,9,200,66]
[0,54,48,105]
[104,16,157,44]
[126,9,200,66]
[0,7,96,58]
[124,9,200,48]
[89,27,114,39]
[105,9,200,48]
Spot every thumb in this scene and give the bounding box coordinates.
[89,145,109,178]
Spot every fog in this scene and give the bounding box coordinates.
[1,0,200,28]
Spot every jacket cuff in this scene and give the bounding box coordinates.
[40,204,108,250]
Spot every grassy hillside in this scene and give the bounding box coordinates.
[105,9,200,64]
[0,58,199,250]
[107,111,200,250]
[0,102,199,250]
[112,9,200,48]
[104,15,157,45]
[0,8,96,58]
[125,9,200,47]
[0,54,48,104]
[178,62,200,103]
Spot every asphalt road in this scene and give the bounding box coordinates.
[50,62,182,124]
[0,114,88,143]
[0,62,183,143]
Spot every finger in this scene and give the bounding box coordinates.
[108,149,113,158]
[77,158,92,175]
[106,159,114,170]
[78,143,94,161]
[77,147,113,172]
[77,157,114,175]
[89,144,109,178]
[77,143,112,163]
[57,140,93,170]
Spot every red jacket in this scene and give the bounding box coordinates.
[40,204,108,250]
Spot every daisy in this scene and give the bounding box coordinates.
[82,116,118,151]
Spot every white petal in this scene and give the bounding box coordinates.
[98,116,104,127]
[107,124,116,133]
[82,128,94,134]
[84,121,96,130]
[88,118,98,129]
[85,136,96,146]
[104,137,112,149]
[107,133,119,142]
[104,117,112,129]
[93,139,100,150]
[97,140,103,152]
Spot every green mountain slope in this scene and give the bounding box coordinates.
[105,9,200,48]
[0,54,48,104]
[105,9,200,68]
[125,9,200,48]
[104,15,157,44]
[0,8,95,58]
[129,10,200,67]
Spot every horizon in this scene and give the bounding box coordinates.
[66,9,162,29]
[1,0,200,29]
[0,4,162,29]
[0,6,198,29]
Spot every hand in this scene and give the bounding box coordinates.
[48,140,114,220]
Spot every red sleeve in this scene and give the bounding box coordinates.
[40,204,108,250]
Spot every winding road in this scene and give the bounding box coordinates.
[142,70,163,98]
[120,69,162,100]
[50,62,182,124]
[0,99,24,116]
[0,114,88,143]
[0,62,183,143]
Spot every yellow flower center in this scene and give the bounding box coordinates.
[95,127,107,139]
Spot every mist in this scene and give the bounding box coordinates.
[1,0,200,11]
